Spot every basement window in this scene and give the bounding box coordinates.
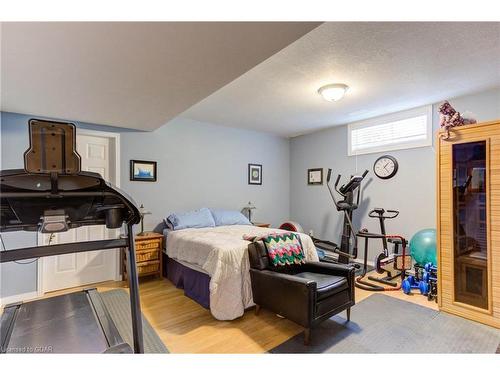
[348,106,433,156]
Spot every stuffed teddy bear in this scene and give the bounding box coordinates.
[438,101,476,139]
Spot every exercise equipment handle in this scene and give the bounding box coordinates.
[368,208,399,219]
[361,169,369,178]
[334,174,343,196]
[326,170,339,207]
[368,209,382,218]
[334,174,341,188]
[386,210,399,218]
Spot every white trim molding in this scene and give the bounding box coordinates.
[1,291,39,307]
[76,128,121,188]
[36,128,122,296]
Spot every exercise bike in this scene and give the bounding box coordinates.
[355,208,411,291]
[312,168,368,265]
[370,209,404,286]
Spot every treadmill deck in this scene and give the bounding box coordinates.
[1,290,128,353]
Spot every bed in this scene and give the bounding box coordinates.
[164,224,318,320]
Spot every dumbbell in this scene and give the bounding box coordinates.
[422,270,437,284]
[424,262,437,273]
[418,280,430,295]
[402,275,420,295]
[420,267,437,296]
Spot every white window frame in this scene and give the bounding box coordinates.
[347,105,433,156]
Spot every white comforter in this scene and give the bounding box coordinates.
[166,225,318,320]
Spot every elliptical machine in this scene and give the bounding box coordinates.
[312,168,368,265]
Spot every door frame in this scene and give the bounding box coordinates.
[36,128,121,296]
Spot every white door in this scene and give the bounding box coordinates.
[41,134,118,293]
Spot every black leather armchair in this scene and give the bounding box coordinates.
[248,241,356,344]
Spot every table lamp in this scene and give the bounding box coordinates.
[138,204,152,236]
[243,201,256,223]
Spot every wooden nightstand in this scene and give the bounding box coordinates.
[253,222,271,228]
[122,232,163,281]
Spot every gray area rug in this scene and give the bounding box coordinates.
[100,289,168,353]
[270,294,500,353]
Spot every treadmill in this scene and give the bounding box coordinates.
[0,119,144,353]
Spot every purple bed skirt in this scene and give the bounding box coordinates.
[165,256,210,309]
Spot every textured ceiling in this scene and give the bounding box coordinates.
[0,22,320,130]
[181,22,500,137]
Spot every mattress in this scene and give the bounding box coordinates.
[163,229,208,273]
[165,225,318,320]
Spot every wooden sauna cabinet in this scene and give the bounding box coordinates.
[436,120,500,328]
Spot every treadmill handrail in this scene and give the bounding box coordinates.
[1,191,118,198]
[0,238,128,263]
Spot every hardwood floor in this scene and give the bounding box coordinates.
[41,272,438,353]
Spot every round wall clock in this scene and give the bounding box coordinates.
[373,155,398,179]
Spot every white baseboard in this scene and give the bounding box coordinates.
[0,291,39,307]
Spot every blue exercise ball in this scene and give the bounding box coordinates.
[409,228,437,266]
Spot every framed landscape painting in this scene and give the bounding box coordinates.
[130,160,157,182]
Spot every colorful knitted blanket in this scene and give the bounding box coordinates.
[262,232,306,267]
[242,231,282,242]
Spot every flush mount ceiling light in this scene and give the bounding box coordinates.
[318,83,349,102]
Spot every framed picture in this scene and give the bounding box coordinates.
[130,160,157,182]
[308,168,323,185]
[248,164,262,185]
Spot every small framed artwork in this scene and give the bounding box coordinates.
[248,164,262,185]
[130,160,157,182]
[308,168,323,185]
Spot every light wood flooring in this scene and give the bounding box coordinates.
[39,272,438,353]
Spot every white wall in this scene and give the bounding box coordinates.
[289,87,500,262]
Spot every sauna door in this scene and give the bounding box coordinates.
[451,140,489,310]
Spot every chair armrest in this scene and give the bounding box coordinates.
[250,268,316,291]
[249,269,316,327]
[303,262,356,306]
[303,261,356,278]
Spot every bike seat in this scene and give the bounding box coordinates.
[388,238,403,244]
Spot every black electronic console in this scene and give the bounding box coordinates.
[0,119,144,353]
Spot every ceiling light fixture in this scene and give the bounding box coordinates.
[318,83,349,102]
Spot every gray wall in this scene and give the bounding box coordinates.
[0,112,290,299]
[121,117,290,231]
[1,86,498,298]
[290,87,500,262]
